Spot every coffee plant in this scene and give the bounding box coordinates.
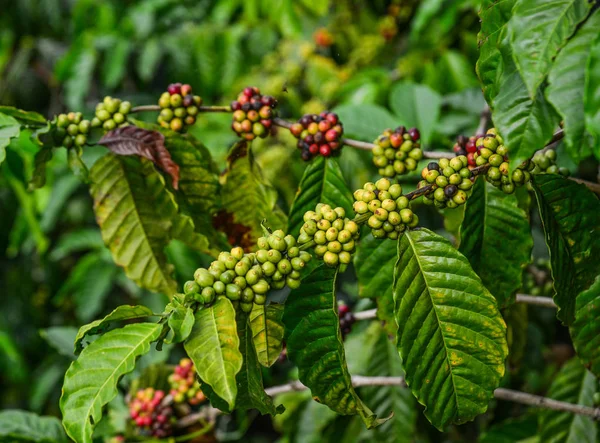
[1,1,600,442]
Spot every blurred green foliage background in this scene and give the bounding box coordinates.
[1,1,570,441]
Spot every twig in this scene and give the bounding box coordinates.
[131,105,232,113]
[353,308,378,321]
[476,104,491,135]
[131,105,161,112]
[515,294,557,308]
[569,177,600,196]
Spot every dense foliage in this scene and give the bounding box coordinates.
[1,1,600,442]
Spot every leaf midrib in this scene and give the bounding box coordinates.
[405,232,460,420]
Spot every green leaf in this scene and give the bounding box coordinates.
[394,228,508,430]
[509,0,591,97]
[458,178,532,307]
[90,154,207,294]
[184,297,243,410]
[137,38,163,83]
[0,106,46,127]
[585,31,600,156]
[0,112,20,166]
[165,304,195,344]
[354,234,396,299]
[362,323,417,443]
[287,156,354,237]
[476,0,516,105]
[531,174,600,324]
[388,82,442,144]
[546,11,600,162]
[28,146,53,190]
[67,146,90,183]
[235,312,284,415]
[74,305,155,355]
[40,326,78,359]
[219,141,286,247]
[492,47,559,169]
[249,302,285,367]
[480,416,538,443]
[49,228,104,261]
[0,410,67,443]
[571,275,600,377]
[333,104,398,141]
[101,38,131,89]
[538,358,597,443]
[282,264,386,429]
[60,322,162,443]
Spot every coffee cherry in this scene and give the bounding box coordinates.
[338,301,356,339]
[128,388,174,438]
[532,150,569,176]
[92,97,131,132]
[157,84,201,132]
[230,87,277,140]
[373,127,422,178]
[53,113,91,148]
[293,111,343,161]
[420,158,472,208]
[168,358,206,406]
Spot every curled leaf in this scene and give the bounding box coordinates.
[99,126,180,189]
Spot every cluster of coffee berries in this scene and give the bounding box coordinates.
[128,388,174,439]
[157,83,202,132]
[290,111,343,160]
[522,259,553,298]
[372,127,422,178]
[91,96,131,131]
[353,179,417,239]
[186,233,311,313]
[338,302,356,339]
[532,150,569,176]
[420,157,473,209]
[231,87,277,140]
[53,112,90,148]
[168,358,205,405]
[298,205,360,266]
[452,135,478,167]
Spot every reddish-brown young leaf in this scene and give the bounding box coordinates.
[98,126,180,189]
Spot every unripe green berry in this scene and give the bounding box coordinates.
[184,280,200,294]
[233,276,246,289]
[226,284,241,300]
[332,218,344,231]
[213,281,225,294]
[202,287,215,304]
[327,241,342,253]
[389,184,402,199]
[262,261,276,277]
[323,251,339,267]
[314,230,327,245]
[435,175,449,187]
[368,215,383,229]
[241,288,254,303]
[194,268,214,287]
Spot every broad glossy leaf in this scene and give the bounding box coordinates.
[459,178,532,307]
[354,234,396,300]
[538,358,597,443]
[90,154,208,294]
[74,305,155,354]
[219,141,286,249]
[505,303,528,370]
[493,46,559,169]
[235,312,284,415]
[547,11,600,161]
[0,410,67,443]
[287,156,354,237]
[0,106,46,127]
[571,275,600,377]
[0,113,20,166]
[510,0,591,97]
[532,174,600,324]
[480,416,538,443]
[61,323,162,443]
[394,228,508,430]
[184,297,243,410]
[476,0,516,104]
[249,303,285,367]
[282,264,386,429]
[585,32,600,157]
[362,323,416,443]
[389,82,442,144]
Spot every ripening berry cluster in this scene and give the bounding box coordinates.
[298,205,359,267]
[473,129,533,194]
[419,157,473,209]
[338,302,356,338]
[532,150,569,176]
[186,233,311,313]
[452,135,479,168]
[372,126,422,178]
[290,111,343,160]
[353,178,418,240]
[91,96,131,132]
[231,87,277,140]
[53,112,90,148]
[128,388,174,439]
[157,83,202,132]
[168,358,205,405]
